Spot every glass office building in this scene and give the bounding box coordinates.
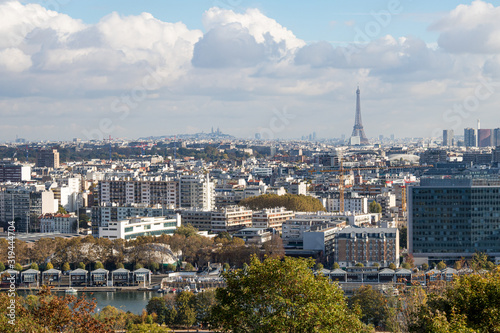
[408,176,500,265]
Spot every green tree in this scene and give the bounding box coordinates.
[174,224,199,238]
[126,323,172,332]
[355,262,365,267]
[349,285,391,329]
[134,263,143,270]
[58,205,68,214]
[471,252,494,271]
[62,262,70,272]
[116,262,124,269]
[369,200,382,213]
[184,262,195,271]
[422,263,429,271]
[436,261,447,270]
[94,261,104,269]
[223,263,230,272]
[78,214,91,229]
[411,270,500,332]
[238,193,326,212]
[389,263,396,270]
[175,291,196,328]
[314,262,324,271]
[45,262,54,270]
[146,297,167,324]
[77,262,85,270]
[209,255,368,332]
[165,263,176,272]
[333,262,340,269]
[14,263,23,271]
[30,262,39,270]
[149,262,160,272]
[402,262,411,269]
[0,262,5,271]
[399,226,408,249]
[193,290,216,327]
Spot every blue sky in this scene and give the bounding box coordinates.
[2,0,500,141]
[37,0,466,43]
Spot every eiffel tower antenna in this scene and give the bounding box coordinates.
[350,86,369,144]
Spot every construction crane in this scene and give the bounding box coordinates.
[309,162,431,213]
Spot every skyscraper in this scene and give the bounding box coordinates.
[442,129,454,146]
[478,129,493,147]
[350,87,369,145]
[464,128,477,147]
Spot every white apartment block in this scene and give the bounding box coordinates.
[321,192,368,214]
[252,207,295,232]
[179,175,215,210]
[98,180,178,208]
[99,215,181,240]
[39,213,78,233]
[211,206,253,233]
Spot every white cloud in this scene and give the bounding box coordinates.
[0,47,31,72]
[431,0,500,53]
[203,7,305,50]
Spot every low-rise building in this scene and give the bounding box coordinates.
[39,213,78,233]
[181,209,213,231]
[233,227,273,244]
[251,207,295,232]
[99,215,181,240]
[211,206,253,233]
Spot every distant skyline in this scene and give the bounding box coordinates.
[1,0,500,141]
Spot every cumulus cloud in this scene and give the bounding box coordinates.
[431,0,500,53]
[192,7,305,68]
[1,1,500,141]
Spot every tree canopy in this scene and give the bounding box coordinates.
[369,200,382,213]
[209,255,368,332]
[239,193,326,212]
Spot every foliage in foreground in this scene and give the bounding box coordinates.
[209,255,370,333]
[410,269,500,333]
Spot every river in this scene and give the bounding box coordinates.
[16,290,157,314]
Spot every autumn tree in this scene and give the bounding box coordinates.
[209,255,369,332]
[349,285,392,329]
[62,262,71,271]
[369,200,382,213]
[411,270,500,332]
[239,193,326,212]
[0,285,115,332]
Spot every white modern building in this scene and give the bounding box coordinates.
[179,175,215,210]
[99,215,181,240]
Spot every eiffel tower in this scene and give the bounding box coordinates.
[350,86,369,144]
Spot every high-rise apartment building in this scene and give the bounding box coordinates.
[408,176,500,265]
[98,180,178,207]
[36,148,60,168]
[478,129,493,147]
[493,128,500,147]
[442,129,454,146]
[179,175,215,210]
[464,128,477,147]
